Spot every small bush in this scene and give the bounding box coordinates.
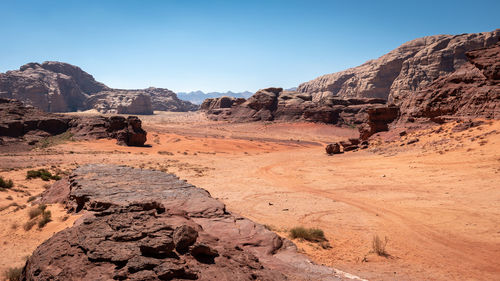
[0,176,14,189]
[27,196,37,203]
[38,210,52,228]
[372,235,389,256]
[28,204,46,219]
[4,266,23,281]
[0,202,19,212]
[289,226,326,242]
[26,169,60,181]
[23,219,36,231]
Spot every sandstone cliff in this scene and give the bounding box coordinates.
[298,29,500,106]
[399,42,500,121]
[0,62,197,114]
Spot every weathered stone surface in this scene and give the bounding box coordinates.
[325,143,341,155]
[357,106,400,140]
[86,91,153,115]
[0,98,147,146]
[0,62,197,114]
[24,164,353,281]
[298,29,500,106]
[202,87,388,127]
[399,43,500,121]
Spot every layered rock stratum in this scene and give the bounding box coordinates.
[0,62,197,114]
[203,30,499,140]
[202,88,398,140]
[297,29,500,106]
[0,98,147,146]
[399,42,500,121]
[22,164,358,281]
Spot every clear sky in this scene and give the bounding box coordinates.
[0,0,498,93]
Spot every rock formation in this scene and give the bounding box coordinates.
[202,87,388,126]
[23,164,355,281]
[178,90,253,105]
[0,98,147,146]
[298,29,500,106]
[399,43,500,121]
[0,61,197,114]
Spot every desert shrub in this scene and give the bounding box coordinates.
[372,235,389,256]
[38,210,52,228]
[0,202,19,212]
[27,196,37,203]
[0,176,14,189]
[26,169,60,181]
[289,226,326,242]
[37,131,74,148]
[23,219,36,231]
[28,204,46,219]
[4,266,23,281]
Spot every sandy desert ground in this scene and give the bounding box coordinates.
[1,111,499,281]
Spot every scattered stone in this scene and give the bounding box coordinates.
[407,138,419,145]
[325,143,342,155]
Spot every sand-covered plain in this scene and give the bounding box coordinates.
[1,111,499,280]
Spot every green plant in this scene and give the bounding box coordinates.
[0,176,14,189]
[289,226,326,242]
[26,169,60,181]
[38,210,52,228]
[4,266,23,281]
[36,131,74,148]
[372,235,389,257]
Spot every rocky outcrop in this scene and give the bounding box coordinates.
[86,91,154,115]
[358,106,400,140]
[23,164,355,281]
[298,29,500,106]
[202,87,388,126]
[399,43,500,121]
[0,61,197,114]
[69,115,147,146]
[0,62,93,112]
[178,90,253,105]
[145,88,199,112]
[0,98,147,146]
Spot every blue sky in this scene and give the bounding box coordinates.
[0,0,498,93]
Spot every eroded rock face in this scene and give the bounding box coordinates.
[0,62,94,112]
[202,87,389,126]
[0,98,147,146]
[23,164,352,281]
[298,29,500,106]
[399,43,500,121]
[86,91,154,115]
[0,62,196,114]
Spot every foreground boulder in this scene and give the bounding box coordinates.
[0,61,197,114]
[0,98,147,146]
[24,164,356,281]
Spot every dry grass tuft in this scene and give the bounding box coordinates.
[289,226,327,242]
[4,266,23,281]
[372,234,389,257]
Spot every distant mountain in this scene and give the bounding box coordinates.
[177,90,253,104]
